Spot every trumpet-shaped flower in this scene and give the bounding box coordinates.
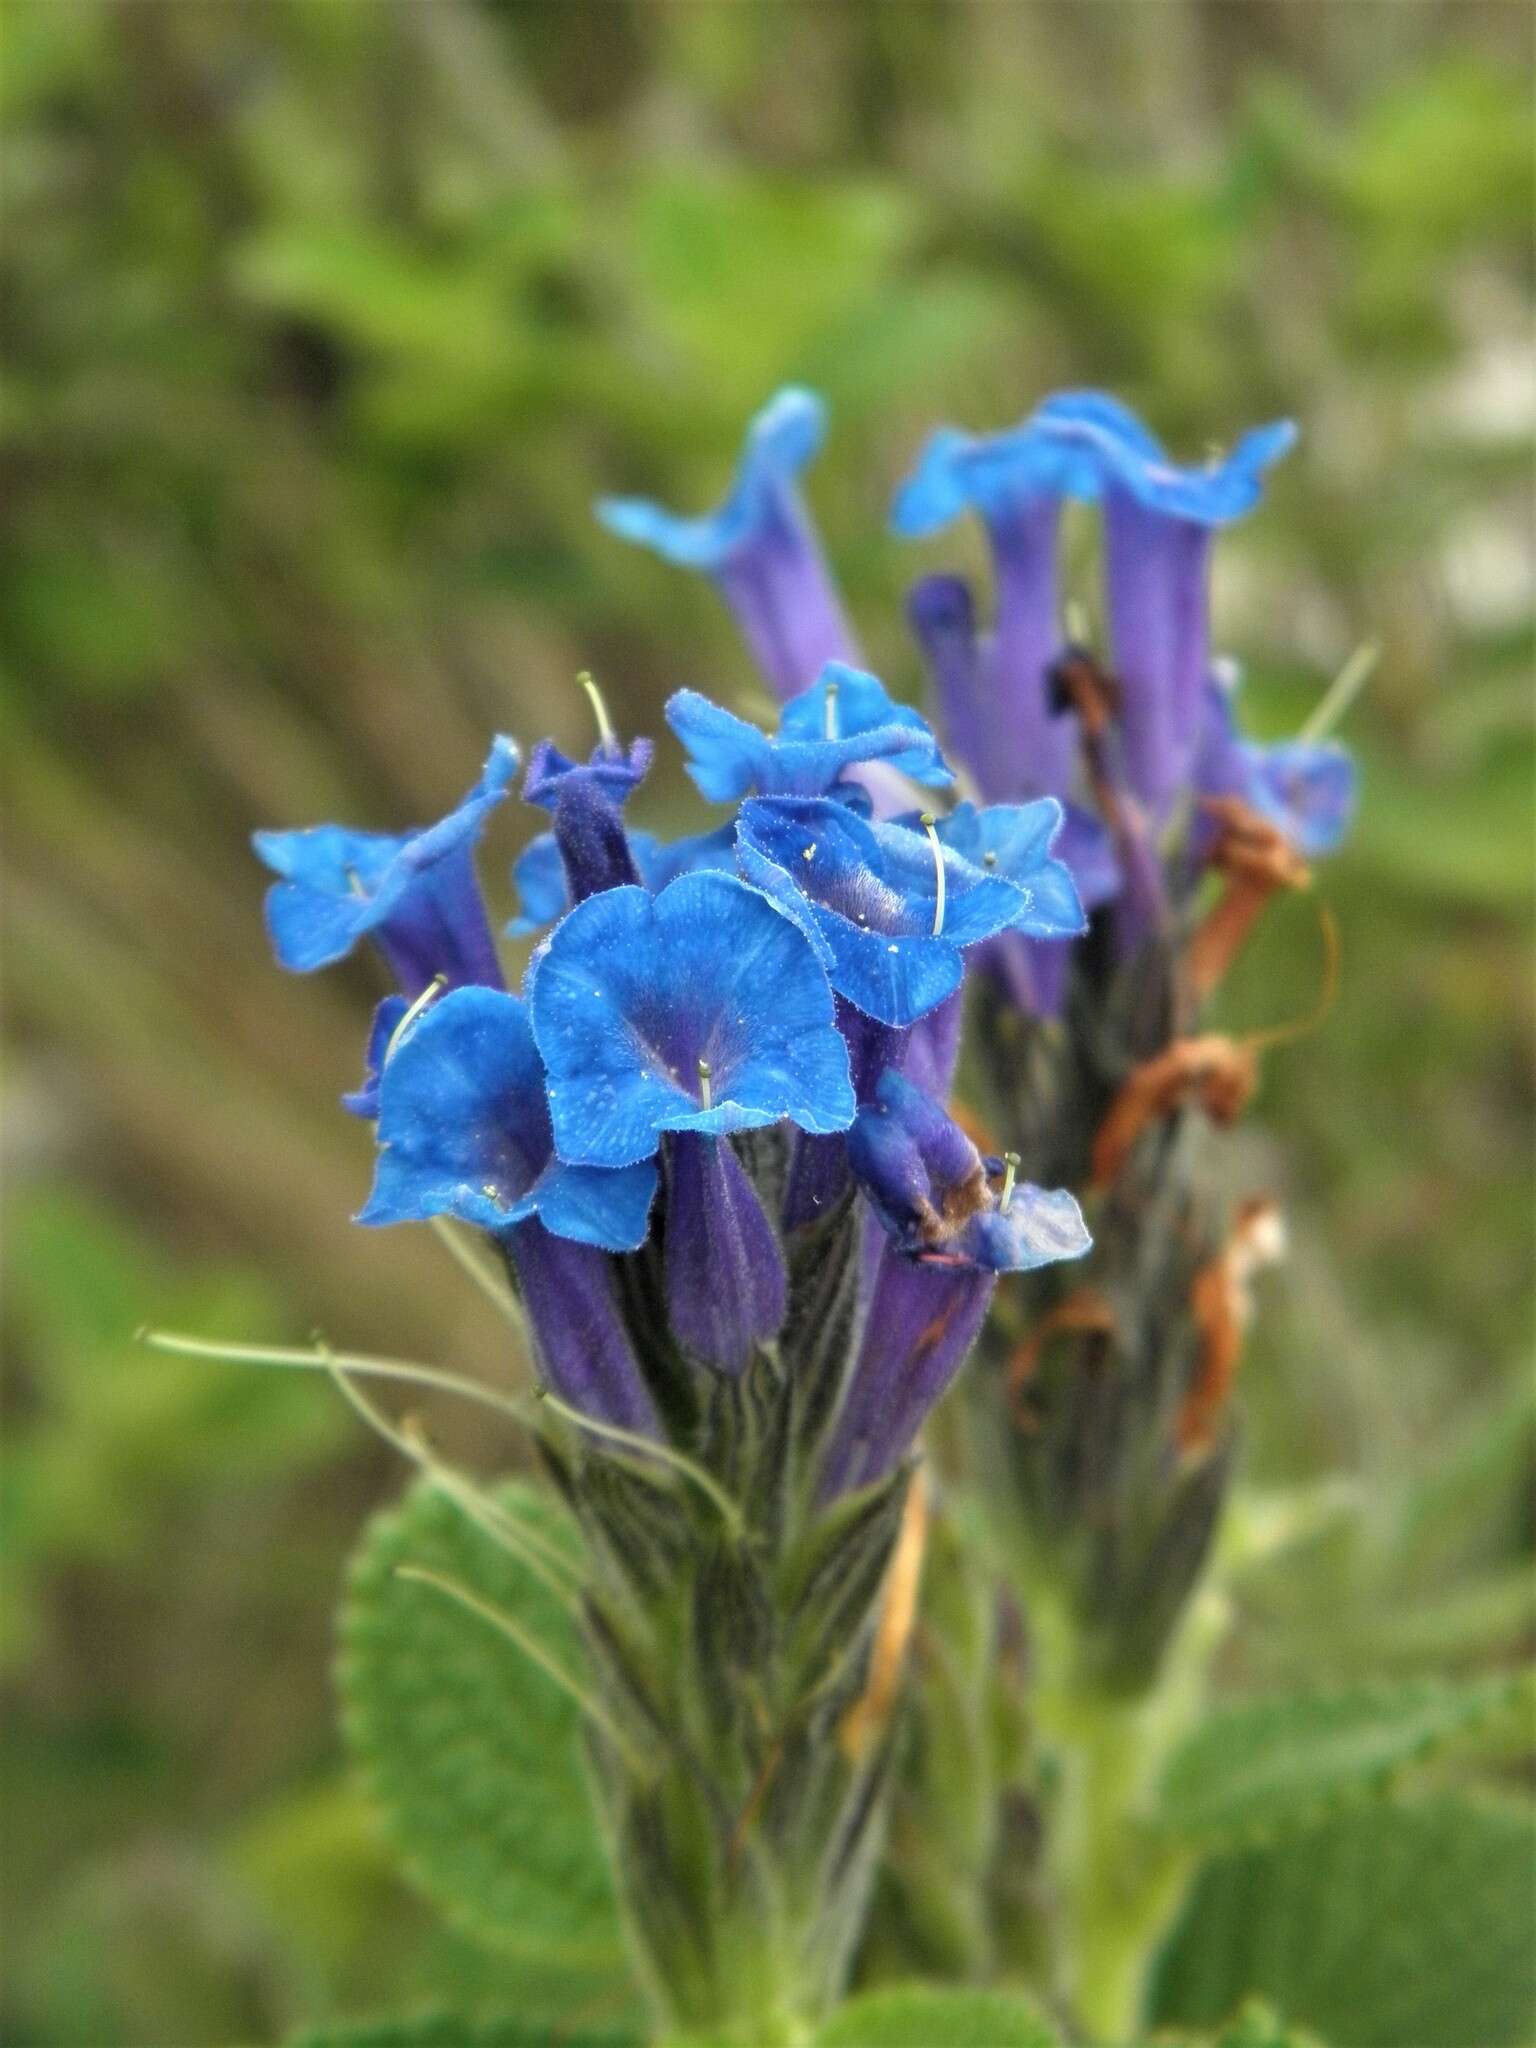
[359,985,658,1434]
[597,387,860,703]
[1036,392,1296,817]
[821,1071,1090,1495]
[848,1070,1091,1272]
[529,871,855,1169]
[254,738,518,996]
[667,663,953,806]
[736,796,1048,1027]
[360,987,656,1250]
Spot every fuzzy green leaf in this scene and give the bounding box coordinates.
[1150,1796,1536,2047]
[813,1986,1061,2047]
[1152,1672,1532,1843]
[338,1478,625,1976]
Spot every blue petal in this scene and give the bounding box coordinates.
[533,1156,658,1254]
[342,996,408,1119]
[1252,742,1358,858]
[667,678,953,804]
[359,985,655,1252]
[596,387,827,570]
[777,662,929,745]
[962,1185,1092,1273]
[254,737,517,987]
[522,735,653,811]
[736,797,1023,1025]
[530,871,854,1169]
[1035,391,1297,526]
[506,833,570,938]
[891,417,1103,537]
[635,821,739,891]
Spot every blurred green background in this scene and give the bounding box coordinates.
[2,3,1532,2042]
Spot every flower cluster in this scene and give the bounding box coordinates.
[255,648,1091,1495]
[254,381,1357,2030]
[596,382,1359,1684]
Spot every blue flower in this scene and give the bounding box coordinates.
[522,735,654,811]
[360,981,660,1434]
[848,1070,1091,1273]
[1042,393,1295,816]
[597,387,860,703]
[360,985,656,1251]
[1195,681,1357,860]
[898,799,1087,939]
[818,1072,1091,1495]
[666,662,953,805]
[529,870,855,1169]
[253,737,518,996]
[735,796,1037,1026]
[506,822,738,939]
[894,393,1295,817]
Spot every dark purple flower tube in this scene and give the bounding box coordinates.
[507,1217,660,1438]
[664,1132,787,1376]
[819,1248,994,1497]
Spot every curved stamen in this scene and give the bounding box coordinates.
[919,813,946,937]
[384,973,447,1064]
[578,667,618,750]
[999,1150,1020,1213]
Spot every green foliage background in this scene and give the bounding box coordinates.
[2,3,1531,2042]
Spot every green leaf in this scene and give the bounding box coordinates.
[289,2016,637,2048]
[1150,1797,1536,2047]
[1137,1997,1324,2046]
[813,1985,1061,2047]
[339,1478,625,1978]
[1153,1672,1533,1843]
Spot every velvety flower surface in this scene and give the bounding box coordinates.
[667,663,953,805]
[360,985,656,1251]
[530,870,855,1169]
[522,735,654,811]
[736,796,1034,1026]
[254,737,518,995]
[597,386,859,702]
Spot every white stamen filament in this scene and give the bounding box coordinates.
[1298,640,1379,745]
[823,680,840,740]
[577,668,617,749]
[920,814,946,937]
[697,1056,713,1111]
[384,973,448,1064]
[1000,1151,1020,1213]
